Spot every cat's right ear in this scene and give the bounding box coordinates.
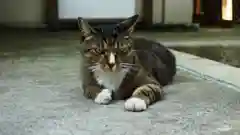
[77,17,96,41]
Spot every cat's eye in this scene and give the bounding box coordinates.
[124,36,129,40]
[88,48,98,53]
[121,49,128,53]
[89,48,105,55]
[119,47,129,53]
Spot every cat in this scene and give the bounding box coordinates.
[78,14,176,112]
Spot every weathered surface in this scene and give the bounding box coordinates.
[0,30,240,135]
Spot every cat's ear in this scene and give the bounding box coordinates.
[77,17,96,41]
[118,14,139,34]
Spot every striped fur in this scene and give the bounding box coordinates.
[78,15,176,112]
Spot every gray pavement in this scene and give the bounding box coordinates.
[0,30,240,135]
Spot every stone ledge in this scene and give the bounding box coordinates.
[162,40,240,47]
[170,49,240,92]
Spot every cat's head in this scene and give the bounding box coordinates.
[78,15,139,72]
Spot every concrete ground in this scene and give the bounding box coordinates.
[0,29,240,135]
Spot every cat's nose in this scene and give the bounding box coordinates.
[108,52,116,64]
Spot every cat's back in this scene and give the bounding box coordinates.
[133,37,176,85]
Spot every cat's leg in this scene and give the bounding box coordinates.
[83,71,113,105]
[124,81,164,112]
[84,85,113,105]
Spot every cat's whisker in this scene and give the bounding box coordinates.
[88,66,96,70]
[120,65,131,69]
[120,63,139,68]
[120,63,135,66]
[84,62,98,67]
[89,67,100,72]
[91,69,97,72]
[120,65,139,72]
[88,64,100,72]
[120,63,138,67]
[121,64,134,67]
[130,49,140,53]
[89,68,95,72]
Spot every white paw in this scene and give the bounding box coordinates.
[94,89,112,105]
[124,97,147,112]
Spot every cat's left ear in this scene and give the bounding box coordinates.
[77,17,97,42]
[118,14,139,34]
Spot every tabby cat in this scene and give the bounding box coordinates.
[78,14,176,112]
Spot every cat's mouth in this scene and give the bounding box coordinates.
[101,64,118,72]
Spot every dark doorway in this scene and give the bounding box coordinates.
[197,0,235,27]
[201,0,221,26]
[234,0,240,23]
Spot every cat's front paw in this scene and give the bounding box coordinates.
[94,89,112,105]
[124,97,147,112]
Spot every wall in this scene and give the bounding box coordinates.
[164,0,193,24]
[153,0,193,24]
[153,0,163,24]
[0,0,45,28]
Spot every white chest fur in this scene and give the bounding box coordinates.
[93,70,128,91]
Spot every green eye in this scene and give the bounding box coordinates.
[120,47,128,53]
[124,36,129,40]
[87,48,98,53]
[90,48,106,55]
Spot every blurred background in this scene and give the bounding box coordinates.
[0,0,238,31]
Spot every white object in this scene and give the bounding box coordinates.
[94,89,112,104]
[124,97,147,111]
[58,0,135,19]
